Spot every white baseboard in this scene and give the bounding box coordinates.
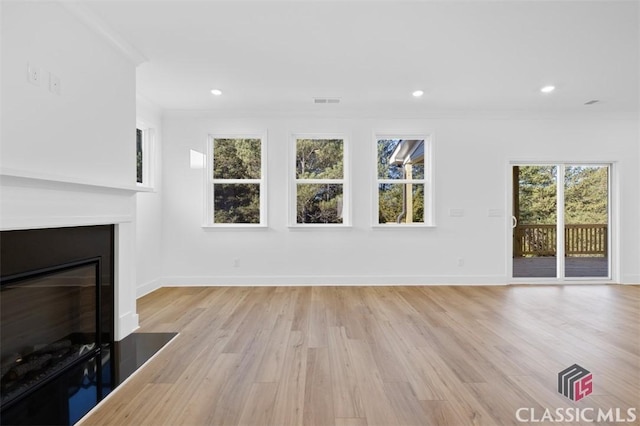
[157,274,509,287]
[137,278,162,298]
[117,311,139,341]
[621,275,640,284]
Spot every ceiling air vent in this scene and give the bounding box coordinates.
[314,98,340,104]
[584,100,599,105]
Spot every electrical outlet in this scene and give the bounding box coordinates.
[457,257,465,267]
[27,64,41,86]
[233,258,240,268]
[49,73,61,95]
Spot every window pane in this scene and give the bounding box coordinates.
[136,129,143,183]
[214,184,260,224]
[564,165,608,278]
[213,138,261,179]
[297,184,343,224]
[512,165,557,278]
[296,139,343,179]
[377,139,424,180]
[378,183,424,224]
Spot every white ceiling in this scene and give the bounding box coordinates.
[85,0,639,117]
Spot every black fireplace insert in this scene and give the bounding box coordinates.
[1,258,103,408]
[0,225,115,425]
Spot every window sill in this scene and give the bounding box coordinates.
[288,224,353,230]
[371,224,436,229]
[201,224,269,231]
[135,183,156,193]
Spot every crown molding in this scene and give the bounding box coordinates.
[59,1,147,66]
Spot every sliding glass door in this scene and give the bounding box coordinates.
[512,164,610,280]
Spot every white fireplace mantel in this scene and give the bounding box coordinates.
[1,169,142,340]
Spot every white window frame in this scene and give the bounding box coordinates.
[204,134,267,228]
[136,120,155,189]
[289,133,350,227]
[373,133,434,227]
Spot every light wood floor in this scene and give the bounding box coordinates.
[81,285,639,426]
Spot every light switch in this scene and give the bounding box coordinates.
[27,63,41,86]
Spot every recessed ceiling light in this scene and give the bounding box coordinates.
[540,85,555,94]
[412,90,424,97]
[210,89,222,96]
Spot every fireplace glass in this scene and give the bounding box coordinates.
[1,258,101,407]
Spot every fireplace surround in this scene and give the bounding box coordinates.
[0,225,115,425]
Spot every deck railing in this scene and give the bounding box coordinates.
[514,224,607,257]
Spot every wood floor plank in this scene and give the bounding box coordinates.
[345,339,400,426]
[334,418,368,426]
[303,347,334,426]
[308,288,329,348]
[236,382,279,426]
[79,285,639,426]
[174,353,242,425]
[269,330,308,426]
[327,326,366,419]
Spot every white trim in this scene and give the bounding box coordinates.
[60,1,147,66]
[294,178,346,185]
[0,215,133,231]
[377,179,427,184]
[371,224,437,229]
[557,164,566,277]
[288,224,353,230]
[117,311,140,340]
[136,278,163,298]
[158,274,510,286]
[161,109,639,121]
[290,133,350,227]
[201,224,269,230]
[205,134,267,227]
[0,167,151,193]
[509,279,617,285]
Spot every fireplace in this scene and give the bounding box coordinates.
[0,226,115,425]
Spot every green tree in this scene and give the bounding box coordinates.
[296,139,343,223]
[564,166,608,224]
[517,166,557,224]
[213,138,261,224]
[517,165,608,225]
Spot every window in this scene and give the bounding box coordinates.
[207,136,266,226]
[135,123,155,188]
[375,136,433,226]
[292,135,348,226]
[136,128,143,183]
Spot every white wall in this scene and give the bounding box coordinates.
[0,1,140,338]
[135,96,164,297]
[160,115,639,285]
[1,1,135,186]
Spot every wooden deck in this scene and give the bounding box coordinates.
[513,257,608,278]
[79,285,638,426]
